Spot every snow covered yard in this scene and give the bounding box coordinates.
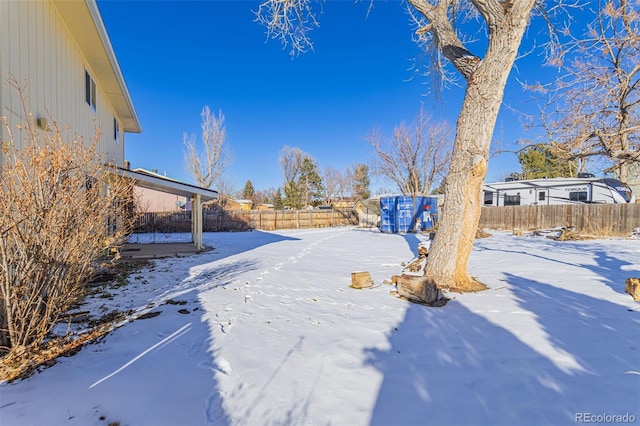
[1,227,639,426]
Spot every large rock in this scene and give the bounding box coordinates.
[396,274,442,305]
[625,278,640,301]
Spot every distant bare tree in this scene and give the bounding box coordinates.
[366,106,453,196]
[184,106,231,189]
[279,145,306,183]
[215,175,237,208]
[323,166,346,204]
[523,0,640,182]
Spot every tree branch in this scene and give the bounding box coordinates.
[408,0,481,80]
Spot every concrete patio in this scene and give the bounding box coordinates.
[119,242,212,259]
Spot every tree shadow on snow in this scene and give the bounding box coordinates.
[471,238,637,297]
[365,274,640,426]
[585,247,637,296]
[202,230,302,260]
[77,262,262,425]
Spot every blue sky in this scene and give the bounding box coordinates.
[97,0,557,194]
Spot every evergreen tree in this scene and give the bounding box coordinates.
[271,188,284,210]
[431,178,446,195]
[518,145,577,179]
[298,157,324,206]
[351,163,371,199]
[242,180,255,199]
[284,180,302,209]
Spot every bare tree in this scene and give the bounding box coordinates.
[255,0,320,56]
[184,106,231,189]
[215,175,237,208]
[323,166,346,205]
[366,106,453,196]
[257,0,537,297]
[280,146,314,207]
[523,0,639,182]
[279,145,306,183]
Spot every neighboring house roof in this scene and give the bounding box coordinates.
[354,198,381,215]
[52,0,141,133]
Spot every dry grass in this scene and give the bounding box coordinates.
[0,326,111,382]
[0,257,148,382]
[475,228,492,239]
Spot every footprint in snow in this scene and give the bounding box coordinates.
[206,392,225,424]
[186,335,205,359]
[220,320,232,334]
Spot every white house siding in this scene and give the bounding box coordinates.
[0,0,124,167]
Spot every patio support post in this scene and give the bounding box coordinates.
[191,193,203,250]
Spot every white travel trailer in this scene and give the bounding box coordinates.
[482,177,636,206]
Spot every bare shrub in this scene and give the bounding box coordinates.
[0,81,136,354]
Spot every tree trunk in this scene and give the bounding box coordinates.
[422,4,535,294]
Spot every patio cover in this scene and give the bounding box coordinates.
[114,167,218,250]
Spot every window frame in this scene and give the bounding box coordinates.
[569,191,588,202]
[504,194,521,206]
[85,69,96,111]
[483,191,493,205]
[113,117,120,142]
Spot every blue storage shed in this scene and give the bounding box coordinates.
[379,196,397,233]
[379,196,438,233]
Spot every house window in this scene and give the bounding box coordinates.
[504,194,521,206]
[85,69,96,111]
[114,118,120,142]
[483,191,493,205]
[569,191,588,202]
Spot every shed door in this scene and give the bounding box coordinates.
[536,189,549,205]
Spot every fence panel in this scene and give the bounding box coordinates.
[478,204,640,235]
[135,205,637,236]
[134,208,359,234]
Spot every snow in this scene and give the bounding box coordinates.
[1,227,639,426]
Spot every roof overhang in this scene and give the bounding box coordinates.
[115,167,219,201]
[52,0,142,133]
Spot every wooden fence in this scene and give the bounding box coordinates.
[227,209,358,230]
[134,208,358,233]
[134,204,639,236]
[478,203,640,236]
